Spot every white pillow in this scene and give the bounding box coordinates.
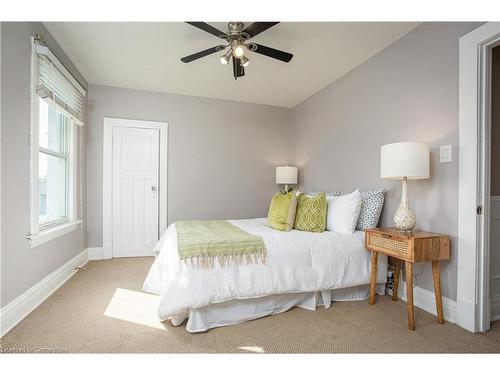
[326,190,362,233]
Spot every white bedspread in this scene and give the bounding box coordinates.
[143,218,387,321]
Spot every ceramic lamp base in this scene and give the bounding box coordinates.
[394,177,416,231]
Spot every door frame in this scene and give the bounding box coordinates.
[102,117,168,259]
[458,22,500,332]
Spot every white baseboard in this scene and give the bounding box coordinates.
[87,245,112,260]
[102,242,112,259]
[87,247,104,260]
[112,249,154,258]
[0,249,88,337]
[397,280,457,323]
[88,246,154,260]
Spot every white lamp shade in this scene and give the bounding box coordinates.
[380,142,430,180]
[276,166,298,184]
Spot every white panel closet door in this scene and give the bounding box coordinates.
[112,126,159,257]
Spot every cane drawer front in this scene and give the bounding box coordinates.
[366,231,413,260]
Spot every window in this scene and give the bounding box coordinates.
[38,99,69,228]
[29,37,86,247]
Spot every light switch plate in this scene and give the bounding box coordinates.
[440,145,452,163]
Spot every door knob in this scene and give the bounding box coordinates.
[151,186,157,193]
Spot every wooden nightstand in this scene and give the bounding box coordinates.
[365,228,450,330]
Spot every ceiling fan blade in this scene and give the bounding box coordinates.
[243,22,280,38]
[185,22,228,39]
[232,58,245,79]
[253,43,293,63]
[181,45,225,63]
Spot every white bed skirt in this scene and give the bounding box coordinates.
[171,283,386,333]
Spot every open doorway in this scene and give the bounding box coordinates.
[490,46,500,324]
[458,23,500,333]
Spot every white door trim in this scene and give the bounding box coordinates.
[103,117,168,259]
[458,22,500,332]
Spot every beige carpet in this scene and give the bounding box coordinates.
[1,257,500,353]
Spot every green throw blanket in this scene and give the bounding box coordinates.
[175,220,266,267]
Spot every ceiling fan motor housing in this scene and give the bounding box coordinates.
[227,22,245,35]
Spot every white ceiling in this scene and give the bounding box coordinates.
[44,22,420,108]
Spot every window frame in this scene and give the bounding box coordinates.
[28,37,82,248]
[38,109,70,229]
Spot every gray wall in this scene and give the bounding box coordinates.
[291,22,481,301]
[86,85,291,247]
[492,46,500,196]
[2,21,485,307]
[1,23,87,307]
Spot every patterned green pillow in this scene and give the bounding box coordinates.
[294,192,327,232]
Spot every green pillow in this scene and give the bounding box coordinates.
[294,192,327,232]
[267,191,298,231]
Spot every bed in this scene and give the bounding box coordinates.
[143,218,388,332]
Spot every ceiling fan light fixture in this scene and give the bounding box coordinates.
[240,56,250,67]
[181,22,293,79]
[232,43,246,58]
[220,49,232,65]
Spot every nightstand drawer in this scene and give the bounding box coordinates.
[366,231,412,260]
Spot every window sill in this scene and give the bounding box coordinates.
[29,220,82,248]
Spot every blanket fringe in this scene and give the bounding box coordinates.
[181,251,266,268]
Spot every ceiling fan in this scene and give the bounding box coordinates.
[181,22,293,80]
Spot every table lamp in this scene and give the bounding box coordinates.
[380,142,430,231]
[276,166,298,193]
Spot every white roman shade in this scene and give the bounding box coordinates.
[34,43,86,125]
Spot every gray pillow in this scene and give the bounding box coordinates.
[304,188,384,230]
[305,188,342,198]
[356,189,385,230]
[304,188,319,197]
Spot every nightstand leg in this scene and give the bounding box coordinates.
[405,262,415,330]
[393,259,401,301]
[369,251,378,305]
[432,260,444,324]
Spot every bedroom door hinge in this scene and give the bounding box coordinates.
[477,205,483,215]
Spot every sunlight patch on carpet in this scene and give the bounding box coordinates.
[238,346,266,353]
[104,288,166,330]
